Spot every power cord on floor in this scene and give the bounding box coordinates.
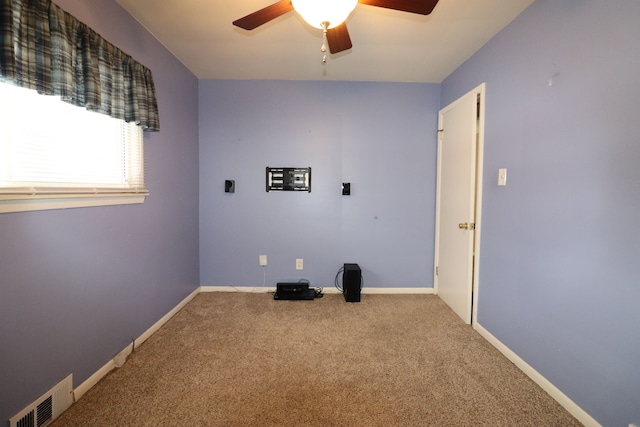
[313,287,324,298]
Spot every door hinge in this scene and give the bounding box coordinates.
[435,266,439,276]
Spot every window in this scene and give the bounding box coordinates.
[0,82,147,213]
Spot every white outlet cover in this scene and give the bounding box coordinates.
[296,258,303,270]
[259,255,267,266]
[498,168,507,186]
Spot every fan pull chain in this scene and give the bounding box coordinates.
[321,21,329,63]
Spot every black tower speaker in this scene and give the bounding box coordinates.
[343,263,361,302]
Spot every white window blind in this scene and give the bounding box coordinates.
[0,82,147,206]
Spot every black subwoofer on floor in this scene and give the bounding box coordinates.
[343,263,361,302]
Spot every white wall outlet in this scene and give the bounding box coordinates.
[498,168,507,186]
[296,258,303,270]
[259,255,267,266]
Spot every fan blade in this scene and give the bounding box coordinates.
[358,0,439,15]
[233,1,294,30]
[326,22,353,54]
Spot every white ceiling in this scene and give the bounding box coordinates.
[115,0,534,83]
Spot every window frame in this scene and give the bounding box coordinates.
[0,194,147,214]
[0,83,148,214]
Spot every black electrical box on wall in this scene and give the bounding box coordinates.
[343,263,361,303]
[266,167,311,192]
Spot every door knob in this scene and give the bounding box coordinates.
[458,222,476,230]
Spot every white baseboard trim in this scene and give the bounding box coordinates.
[73,359,114,402]
[73,287,200,402]
[322,287,434,294]
[473,322,600,427]
[364,287,434,294]
[200,286,274,293]
[134,287,200,348]
[201,286,434,295]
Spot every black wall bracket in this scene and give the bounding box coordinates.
[266,167,311,192]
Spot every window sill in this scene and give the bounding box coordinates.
[0,193,147,214]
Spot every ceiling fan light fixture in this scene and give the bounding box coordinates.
[291,0,358,29]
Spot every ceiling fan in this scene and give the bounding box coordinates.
[233,0,440,60]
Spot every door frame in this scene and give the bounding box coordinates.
[433,83,485,325]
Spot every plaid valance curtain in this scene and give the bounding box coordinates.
[0,0,159,131]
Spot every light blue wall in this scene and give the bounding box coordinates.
[442,1,640,425]
[0,0,200,423]
[199,80,439,289]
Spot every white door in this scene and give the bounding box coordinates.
[434,84,484,324]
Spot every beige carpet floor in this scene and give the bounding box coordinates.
[52,292,582,426]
